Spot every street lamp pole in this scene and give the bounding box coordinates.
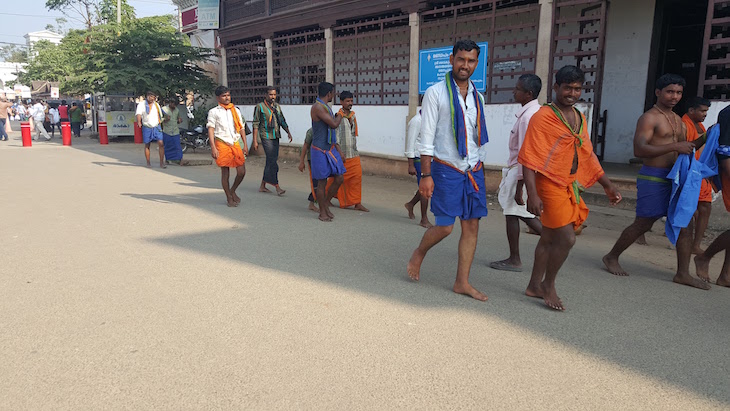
[117,0,121,24]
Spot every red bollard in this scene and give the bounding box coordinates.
[61,122,72,146]
[134,122,143,144]
[21,121,32,147]
[99,121,108,145]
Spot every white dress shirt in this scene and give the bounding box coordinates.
[405,111,421,159]
[31,103,46,122]
[418,79,486,172]
[206,106,243,145]
[508,99,541,179]
[135,101,161,128]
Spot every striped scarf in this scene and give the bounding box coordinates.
[316,98,336,144]
[259,100,281,135]
[445,71,488,158]
[337,108,358,136]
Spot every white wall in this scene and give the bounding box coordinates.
[600,0,656,163]
[704,101,730,129]
[239,103,592,168]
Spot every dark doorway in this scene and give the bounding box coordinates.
[646,0,709,115]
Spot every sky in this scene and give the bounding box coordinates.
[0,0,178,48]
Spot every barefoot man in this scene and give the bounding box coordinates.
[407,40,490,301]
[310,82,345,222]
[490,74,544,272]
[681,97,712,254]
[519,65,622,310]
[136,91,166,168]
[696,105,730,286]
[252,86,292,196]
[329,91,369,212]
[298,128,320,213]
[404,109,433,228]
[602,74,709,290]
[207,86,248,207]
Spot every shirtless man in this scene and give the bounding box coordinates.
[310,82,345,222]
[681,97,712,254]
[603,74,710,290]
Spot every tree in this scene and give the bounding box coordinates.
[0,45,28,63]
[45,0,134,29]
[16,39,78,84]
[45,18,69,35]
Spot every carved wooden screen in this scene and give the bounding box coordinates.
[223,0,266,27]
[420,0,540,104]
[699,0,730,100]
[273,28,327,105]
[226,37,268,105]
[333,13,411,105]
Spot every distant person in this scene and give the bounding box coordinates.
[58,100,69,123]
[48,105,60,138]
[30,99,51,141]
[162,98,183,164]
[404,109,433,228]
[330,91,369,212]
[0,97,12,141]
[297,128,320,213]
[681,97,712,255]
[252,86,292,196]
[69,102,83,137]
[135,91,166,169]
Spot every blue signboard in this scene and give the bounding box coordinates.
[418,42,488,94]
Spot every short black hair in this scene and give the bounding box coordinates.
[339,91,353,101]
[453,39,480,57]
[318,82,335,98]
[555,65,585,85]
[655,74,686,91]
[518,74,542,98]
[686,96,711,110]
[266,86,276,93]
[145,91,156,97]
[215,85,230,96]
[72,102,77,106]
[61,100,66,104]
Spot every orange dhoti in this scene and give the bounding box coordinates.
[536,173,589,229]
[326,156,362,208]
[214,139,245,168]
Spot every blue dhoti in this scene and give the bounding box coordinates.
[430,159,488,226]
[163,133,183,161]
[636,166,672,218]
[310,145,346,180]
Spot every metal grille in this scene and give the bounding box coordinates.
[226,37,268,105]
[333,13,411,105]
[270,0,309,14]
[223,0,265,27]
[699,0,730,100]
[420,0,540,104]
[273,28,326,105]
[550,0,608,157]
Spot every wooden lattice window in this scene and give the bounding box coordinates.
[333,13,411,105]
[270,0,309,14]
[700,0,730,100]
[227,37,268,105]
[223,0,266,27]
[273,28,326,105]
[420,0,540,104]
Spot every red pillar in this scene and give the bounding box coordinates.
[21,121,32,147]
[99,121,108,145]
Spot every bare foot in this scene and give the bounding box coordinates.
[525,284,543,299]
[717,276,730,287]
[318,214,332,222]
[146,163,151,168]
[325,207,334,219]
[691,246,705,255]
[354,204,369,212]
[405,202,415,219]
[160,163,167,169]
[419,219,433,228]
[226,196,237,207]
[636,234,647,245]
[673,273,711,290]
[453,282,488,301]
[574,224,586,236]
[231,193,241,204]
[276,187,286,196]
[259,187,271,193]
[407,249,425,281]
[694,255,711,282]
[603,254,628,276]
[542,285,565,311]
[308,202,319,213]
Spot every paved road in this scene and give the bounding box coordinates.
[1,133,729,409]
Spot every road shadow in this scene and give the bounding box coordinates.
[73,139,730,405]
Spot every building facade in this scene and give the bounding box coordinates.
[218,0,730,165]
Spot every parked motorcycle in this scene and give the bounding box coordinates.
[180,125,209,153]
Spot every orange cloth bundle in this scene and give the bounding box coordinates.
[682,114,712,202]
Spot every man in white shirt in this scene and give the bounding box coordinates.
[407,40,490,301]
[490,75,544,272]
[30,100,51,141]
[135,91,165,168]
[404,110,433,228]
[207,85,249,207]
[48,105,61,138]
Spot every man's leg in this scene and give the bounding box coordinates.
[272,139,284,195]
[407,221,454,281]
[522,216,543,234]
[144,143,152,167]
[673,223,711,289]
[405,191,420,219]
[260,138,274,192]
[695,230,730,285]
[527,224,575,311]
[0,119,7,140]
[230,164,246,204]
[316,178,332,221]
[692,202,712,254]
[221,167,235,207]
[453,218,488,301]
[602,217,657,276]
[157,140,166,168]
[490,215,523,270]
[419,195,432,228]
[35,122,50,140]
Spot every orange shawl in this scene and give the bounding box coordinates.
[518,105,604,195]
[338,108,358,136]
[682,114,706,160]
[219,103,244,134]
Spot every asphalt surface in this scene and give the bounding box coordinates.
[1,130,729,410]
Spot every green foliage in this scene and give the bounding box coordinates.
[192,102,216,127]
[46,0,134,29]
[0,45,28,63]
[17,39,82,85]
[98,0,135,25]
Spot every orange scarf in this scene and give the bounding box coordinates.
[219,103,243,134]
[338,108,358,136]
